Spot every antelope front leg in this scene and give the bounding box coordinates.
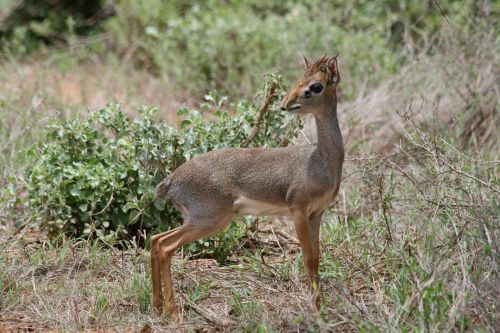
[308,211,324,311]
[294,211,321,312]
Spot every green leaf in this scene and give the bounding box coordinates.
[180,119,192,128]
[80,212,90,222]
[128,210,140,224]
[69,183,81,196]
[176,107,189,116]
[154,198,166,211]
[122,201,139,212]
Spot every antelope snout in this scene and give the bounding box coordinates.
[280,94,301,112]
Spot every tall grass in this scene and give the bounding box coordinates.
[320,10,499,330]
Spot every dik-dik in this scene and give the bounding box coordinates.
[152,54,344,319]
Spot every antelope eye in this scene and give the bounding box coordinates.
[310,83,323,94]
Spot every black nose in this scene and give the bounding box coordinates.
[280,106,286,111]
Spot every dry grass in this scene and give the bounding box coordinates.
[337,24,498,156]
[1,221,357,332]
[0,55,196,123]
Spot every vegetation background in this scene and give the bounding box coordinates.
[0,0,498,332]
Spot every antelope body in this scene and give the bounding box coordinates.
[151,55,344,319]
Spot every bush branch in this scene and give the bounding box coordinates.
[241,82,278,147]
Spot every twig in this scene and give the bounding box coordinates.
[438,155,500,195]
[3,217,32,256]
[433,0,450,24]
[12,217,33,236]
[402,110,499,194]
[94,190,114,215]
[329,283,368,317]
[259,251,280,278]
[342,189,350,242]
[256,227,299,244]
[299,129,311,144]
[185,300,230,327]
[341,258,402,283]
[241,82,278,147]
[269,226,286,255]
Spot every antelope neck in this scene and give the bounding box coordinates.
[313,99,344,168]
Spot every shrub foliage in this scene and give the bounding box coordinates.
[26,74,302,257]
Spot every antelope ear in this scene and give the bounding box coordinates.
[301,53,311,69]
[327,55,340,85]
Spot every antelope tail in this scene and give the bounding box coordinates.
[156,176,172,197]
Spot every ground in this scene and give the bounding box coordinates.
[1,217,367,332]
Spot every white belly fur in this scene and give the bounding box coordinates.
[233,196,293,216]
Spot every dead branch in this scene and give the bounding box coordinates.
[241,82,279,147]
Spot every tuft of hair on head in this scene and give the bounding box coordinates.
[304,55,329,76]
[304,54,340,86]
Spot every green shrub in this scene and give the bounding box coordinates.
[25,74,302,259]
[106,0,399,99]
[105,0,473,99]
[0,0,107,54]
[1,1,476,99]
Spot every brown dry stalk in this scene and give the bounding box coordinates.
[241,82,278,147]
[256,226,299,244]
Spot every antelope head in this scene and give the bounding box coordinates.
[280,54,340,115]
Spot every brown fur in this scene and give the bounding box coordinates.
[151,55,344,319]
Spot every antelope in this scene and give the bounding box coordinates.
[151,54,344,319]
